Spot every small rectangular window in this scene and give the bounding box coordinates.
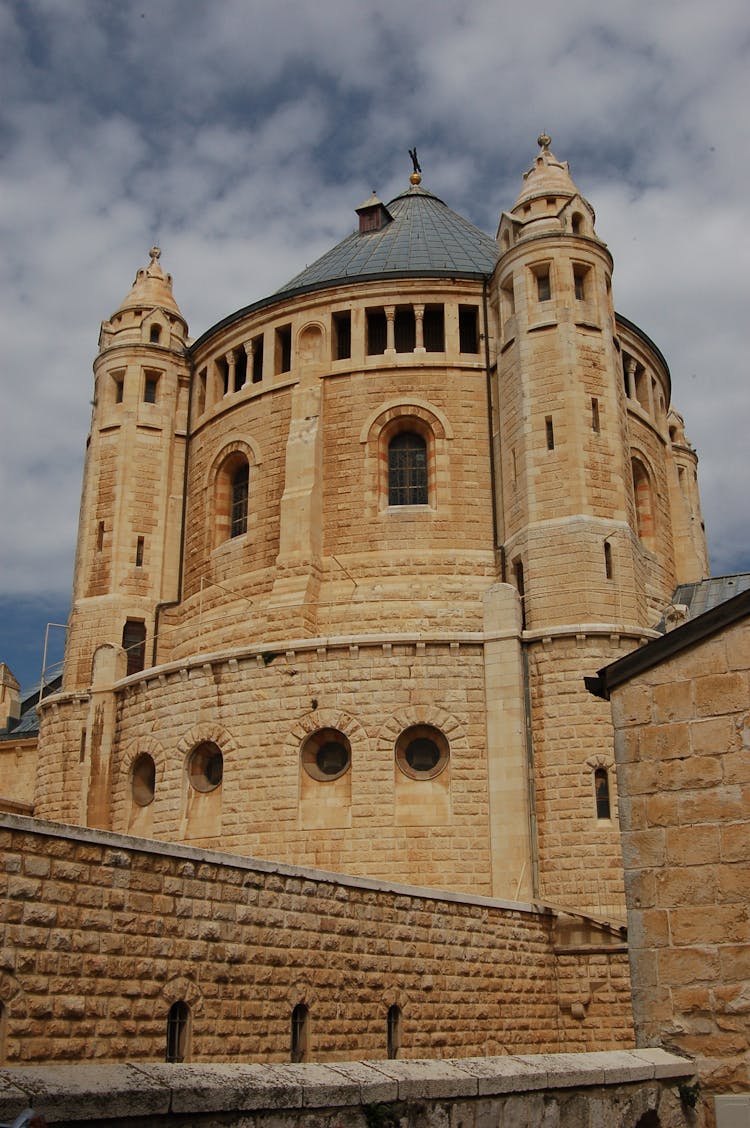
[196,368,207,415]
[122,619,147,677]
[536,270,551,302]
[545,416,555,450]
[573,264,589,301]
[275,325,292,374]
[113,374,124,403]
[97,520,105,552]
[423,305,445,352]
[366,308,387,355]
[79,729,86,763]
[144,374,159,404]
[135,536,144,567]
[591,397,600,433]
[332,311,352,360]
[252,335,264,383]
[459,305,479,353]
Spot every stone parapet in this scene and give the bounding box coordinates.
[0,1051,700,1127]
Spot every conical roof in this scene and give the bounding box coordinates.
[113,246,184,320]
[512,134,580,208]
[278,185,498,297]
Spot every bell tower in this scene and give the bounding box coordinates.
[493,135,642,630]
[63,248,190,692]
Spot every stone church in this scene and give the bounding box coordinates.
[29,135,707,925]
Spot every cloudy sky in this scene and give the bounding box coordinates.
[1,0,748,689]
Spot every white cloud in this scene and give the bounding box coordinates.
[1,0,748,640]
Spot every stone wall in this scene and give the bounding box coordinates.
[609,608,750,1113]
[0,1051,700,1127]
[0,815,633,1066]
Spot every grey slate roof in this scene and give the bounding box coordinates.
[278,186,499,297]
[672,573,750,618]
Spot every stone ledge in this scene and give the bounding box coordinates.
[0,1051,696,1123]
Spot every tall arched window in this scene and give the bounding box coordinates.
[166,1001,190,1062]
[632,458,656,550]
[388,432,427,506]
[230,463,249,537]
[594,768,611,820]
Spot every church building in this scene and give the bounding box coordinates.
[32,136,708,922]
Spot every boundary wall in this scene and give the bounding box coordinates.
[0,815,632,1065]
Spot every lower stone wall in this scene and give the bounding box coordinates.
[0,1051,702,1127]
[0,815,633,1066]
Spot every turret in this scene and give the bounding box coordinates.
[493,135,644,631]
[63,248,190,691]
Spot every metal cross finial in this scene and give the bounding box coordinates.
[408,147,421,174]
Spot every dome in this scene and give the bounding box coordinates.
[277,184,499,298]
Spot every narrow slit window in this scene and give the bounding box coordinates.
[216,356,229,396]
[387,1005,402,1059]
[113,374,124,403]
[135,536,144,568]
[97,520,105,553]
[536,270,551,302]
[234,348,247,391]
[291,1003,309,1063]
[514,559,526,630]
[591,397,600,433]
[166,1001,190,1063]
[604,540,613,579]
[545,416,555,450]
[594,768,611,819]
[573,265,588,301]
[196,368,207,415]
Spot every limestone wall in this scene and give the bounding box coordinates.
[610,611,750,1107]
[0,815,633,1066]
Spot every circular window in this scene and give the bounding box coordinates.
[396,725,449,780]
[131,753,156,806]
[188,742,223,792]
[301,729,351,782]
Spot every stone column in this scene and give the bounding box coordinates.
[414,303,425,353]
[226,351,236,394]
[385,305,396,355]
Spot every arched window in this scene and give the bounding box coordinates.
[388,432,427,506]
[188,742,223,792]
[149,324,162,343]
[387,1004,402,1059]
[131,753,156,806]
[166,1001,190,1062]
[291,1003,309,1062]
[214,451,251,546]
[301,729,351,782]
[632,458,656,550]
[230,463,249,538]
[594,768,611,820]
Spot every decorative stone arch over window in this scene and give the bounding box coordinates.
[207,437,263,549]
[177,723,236,783]
[286,709,366,780]
[360,399,453,516]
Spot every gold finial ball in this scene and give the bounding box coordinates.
[537,132,552,151]
[410,171,422,185]
[149,245,161,263]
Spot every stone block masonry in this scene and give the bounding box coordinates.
[0,814,633,1066]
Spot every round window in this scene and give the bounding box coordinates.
[301,729,351,782]
[131,752,156,806]
[188,742,223,792]
[396,725,449,780]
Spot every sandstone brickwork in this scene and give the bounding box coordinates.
[0,815,633,1066]
[603,593,750,1121]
